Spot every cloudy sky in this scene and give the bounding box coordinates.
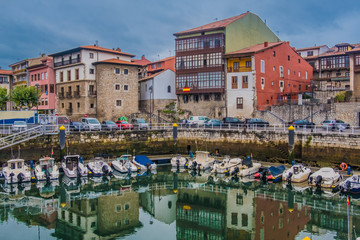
[1,0,359,69]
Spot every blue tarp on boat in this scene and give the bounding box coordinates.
[268,165,285,175]
[135,155,154,166]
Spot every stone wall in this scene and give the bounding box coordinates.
[2,129,360,169]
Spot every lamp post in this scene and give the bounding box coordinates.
[35,83,40,124]
[149,86,153,129]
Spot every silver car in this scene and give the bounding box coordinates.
[321,119,350,130]
[12,121,27,132]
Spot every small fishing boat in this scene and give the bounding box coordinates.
[87,157,113,177]
[2,159,32,184]
[282,164,311,183]
[61,155,88,178]
[339,175,360,195]
[34,157,59,181]
[133,155,157,171]
[111,155,138,173]
[170,154,189,168]
[188,151,215,171]
[264,165,286,183]
[212,156,242,174]
[233,157,261,177]
[308,167,341,188]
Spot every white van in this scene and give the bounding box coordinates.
[188,116,209,126]
[81,118,101,131]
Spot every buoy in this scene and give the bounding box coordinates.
[340,162,348,171]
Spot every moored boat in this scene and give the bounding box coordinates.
[339,175,360,195]
[235,157,261,177]
[188,151,215,171]
[87,157,113,177]
[212,156,242,174]
[61,155,88,178]
[111,155,138,173]
[133,155,157,171]
[34,157,59,181]
[308,167,341,188]
[266,165,286,183]
[2,159,32,184]
[170,154,189,168]
[282,164,311,183]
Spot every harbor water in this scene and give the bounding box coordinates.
[0,165,359,240]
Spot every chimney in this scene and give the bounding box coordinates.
[141,55,145,60]
[116,48,121,52]
[264,42,268,47]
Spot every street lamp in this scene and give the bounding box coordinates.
[149,86,153,130]
[35,83,40,124]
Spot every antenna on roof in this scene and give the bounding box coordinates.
[214,18,218,21]
[95,40,98,46]
[169,50,171,57]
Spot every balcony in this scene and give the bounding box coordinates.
[73,91,81,98]
[58,92,65,99]
[54,57,81,68]
[227,66,251,73]
[88,91,97,97]
[66,92,72,99]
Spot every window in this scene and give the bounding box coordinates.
[306,71,308,79]
[116,221,121,227]
[193,95,199,102]
[231,76,238,89]
[91,222,96,228]
[157,63,162,68]
[261,78,265,85]
[151,64,155,69]
[123,85,128,91]
[116,100,122,106]
[62,103,64,108]
[288,55,290,61]
[77,216,81,226]
[236,97,243,109]
[124,204,130,210]
[307,51,313,56]
[167,85,171,93]
[115,84,120,90]
[77,102,80,109]
[75,69,79,80]
[90,103,94,108]
[280,81,284,88]
[60,72,64,82]
[115,68,120,74]
[298,71,301,77]
[49,84,55,93]
[261,60,265,73]
[231,213,238,225]
[204,94,210,101]
[279,66,284,78]
[123,69,128,75]
[246,61,251,68]
[41,73,44,80]
[67,70,71,81]
[242,76,248,88]
[233,62,239,70]
[116,205,121,212]
[299,84,301,91]
[89,68,94,74]
[89,53,94,59]
[124,219,130,225]
[288,69,290,75]
[242,214,248,227]
[183,95,188,103]
[45,72,48,79]
[236,193,243,205]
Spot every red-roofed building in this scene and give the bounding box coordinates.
[225,41,313,116]
[49,44,137,120]
[132,55,152,79]
[0,69,12,110]
[174,12,280,117]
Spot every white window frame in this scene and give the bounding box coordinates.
[115,84,121,90]
[115,68,120,74]
[123,85,129,91]
[115,99,122,107]
[279,66,284,78]
[260,60,265,73]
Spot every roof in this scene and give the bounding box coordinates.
[132,56,152,66]
[94,58,141,66]
[174,12,250,36]
[49,45,135,57]
[0,70,12,75]
[225,41,285,57]
[319,43,360,57]
[139,70,171,82]
[295,45,328,51]
[150,56,175,65]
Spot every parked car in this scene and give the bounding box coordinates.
[57,116,70,125]
[205,119,222,128]
[115,120,133,130]
[222,117,244,127]
[69,122,85,131]
[81,117,101,131]
[290,119,315,128]
[131,118,149,130]
[245,118,269,127]
[321,119,350,130]
[101,121,119,131]
[12,121,27,132]
[188,116,209,126]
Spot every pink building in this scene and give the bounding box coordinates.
[28,57,56,114]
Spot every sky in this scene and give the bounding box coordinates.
[1,0,360,69]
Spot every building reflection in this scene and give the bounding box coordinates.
[54,186,141,239]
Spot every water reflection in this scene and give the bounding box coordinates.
[0,166,359,240]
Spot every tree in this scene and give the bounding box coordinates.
[0,87,9,110]
[10,85,41,110]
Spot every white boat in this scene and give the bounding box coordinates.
[339,175,360,195]
[61,155,88,178]
[111,155,138,173]
[133,155,157,171]
[282,164,311,183]
[170,154,189,168]
[2,159,32,184]
[234,157,261,177]
[34,157,59,181]
[87,157,113,176]
[188,151,215,171]
[308,167,341,188]
[212,156,242,174]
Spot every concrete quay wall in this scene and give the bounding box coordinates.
[1,129,359,168]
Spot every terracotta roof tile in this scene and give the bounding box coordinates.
[95,58,141,66]
[174,12,250,36]
[225,41,285,56]
[132,57,152,66]
[150,56,175,65]
[0,70,12,75]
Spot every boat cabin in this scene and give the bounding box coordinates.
[64,155,80,171]
[7,159,26,171]
[195,151,211,162]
